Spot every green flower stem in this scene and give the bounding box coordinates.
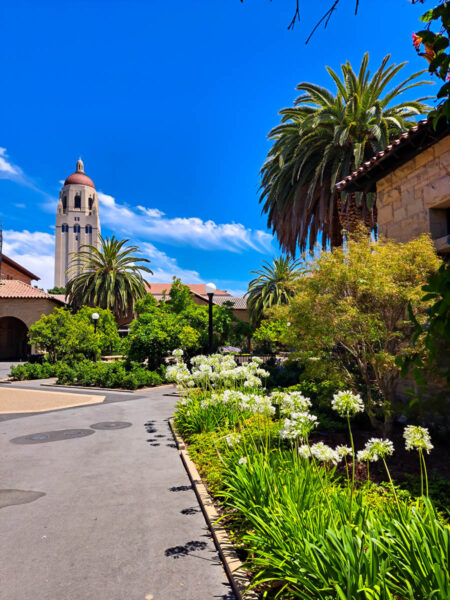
[382,458,400,513]
[419,449,424,498]
[420,450,429,497]
[347,416,356,520]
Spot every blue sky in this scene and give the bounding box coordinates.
[0,0,432,293]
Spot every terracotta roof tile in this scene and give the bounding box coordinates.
[146,283,230,296]
[0,280,64,301]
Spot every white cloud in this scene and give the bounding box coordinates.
[1,229,205,291]
[0,148,21,179]
[98,192,273,253]
[3,229,55,291]
[137,205,165,218]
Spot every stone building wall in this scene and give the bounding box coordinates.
[376,135,450,250]
[0,298,60,328]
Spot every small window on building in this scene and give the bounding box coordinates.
[74,217,80,221]
[62,196,67,210]
[62,224,69,233]
[74,225,81,233]
[74,194,81,209]
[85,225,92,234]
[88,197,94,210]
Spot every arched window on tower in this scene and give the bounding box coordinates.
[74,225,81,233]
[85,225,92,234]
[74,194,81,209]
[62,224,69,233]
[62,196,67,210]
[88,197,94,210]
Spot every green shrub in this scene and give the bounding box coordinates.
[9,360,162,390]
[56,360,162,389]
[9,362,59,380]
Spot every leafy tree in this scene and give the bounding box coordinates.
[413,0,450,122]
[127,295,201,369]
[260,53,430,254]
[253,318,290,353]
[66,235,152,318]
[28,306,121,363]
[127,278,253,367]
[273,229,441,434]
[47,286,66,295]
[245,256,303,325]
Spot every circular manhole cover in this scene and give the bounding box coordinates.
[90,422,132,430]
[11,429,95,445]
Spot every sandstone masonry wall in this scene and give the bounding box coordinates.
[377,135,450,244]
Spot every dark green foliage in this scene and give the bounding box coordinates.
[414,1,450,122]
[9,360,162,390]
[9,362,59,380]
[47,286,66,295]
[401,261,450,389]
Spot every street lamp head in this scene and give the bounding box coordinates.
[92,312,100,321]
[205,282,216,296]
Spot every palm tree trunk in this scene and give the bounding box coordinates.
[337,193,377,235]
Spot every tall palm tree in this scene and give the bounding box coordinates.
[260,53,430,254]
[245,256,303,325]
[66,236,153,317]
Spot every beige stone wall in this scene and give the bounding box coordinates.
[376,136,450,245]
[0,298,59,328]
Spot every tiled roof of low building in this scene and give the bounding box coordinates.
[0,280,65,301]
[335,118,450,193]
[146,283,230,296]
[198,295,247,309]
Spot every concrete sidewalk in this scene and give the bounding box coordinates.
[0,387,234,600]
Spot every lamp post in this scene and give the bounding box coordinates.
[205,283,216,354]
[92,312,100,333]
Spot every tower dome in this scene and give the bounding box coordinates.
[64,157,95,189]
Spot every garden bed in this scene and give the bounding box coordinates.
[167,353,449,600]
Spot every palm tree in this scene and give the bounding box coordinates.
[260,53,430,254]
[245,256,303,325]
[66,236,153,317]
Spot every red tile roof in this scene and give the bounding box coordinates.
[0,280,64,301]
[146,283,230,296]
[64,172,95,189]
[198,295,247,309]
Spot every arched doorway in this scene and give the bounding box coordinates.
[0,317,29,359]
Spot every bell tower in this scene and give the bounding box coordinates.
[54,158,101,287]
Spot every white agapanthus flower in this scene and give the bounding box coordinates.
[362,438,394,462]
[403,425,433,454]
[336,445,352,458]
[238,457,247,465]
[310,442,340,465]
[331,390,364,418]
[280,411,318,440]
[172,348,184,357]
[298,444,311,459]
[357,448,371,462]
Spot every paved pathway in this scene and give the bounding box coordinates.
[0,361,17,381]
[0,384,234,600]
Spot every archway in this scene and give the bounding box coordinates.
[0,317,29,360]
